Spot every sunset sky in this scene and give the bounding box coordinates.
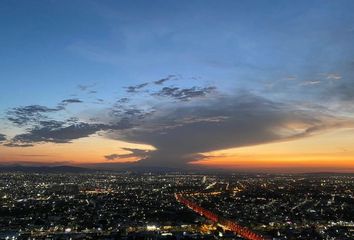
[1,0,354,172]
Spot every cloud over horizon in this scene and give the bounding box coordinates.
[2,76,354,168]
[104,148,151,161]
[108,92,351,167]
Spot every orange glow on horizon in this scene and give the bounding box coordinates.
[0,134,154,165]
[0,128,353,172]
[192,128,354,172]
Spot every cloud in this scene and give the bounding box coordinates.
[7,105,64,126]
[104,154,120,161]
[61,98,83,104]
[57,98,83,109]
[154,75,176,85]
[124,75,178,94]
[7,99,83,128]
[110,101,155,121]
[326,74,354,101]
[0,160,73,166]
[17,154,49,157]
[152,86,216,101]
[3,142,34,148]
[106,92,350,167]
[6,112,134,146]
[95,98,105,104]
[0,134,6,142]
[78,85,89,91]
[325,73,342,80]
[300,80,321,86]
[285,75,297,81]
[117,97,130,103]
[78,83,96,91]
[104,148,150,161]
[10,122,108,144]
[125,83,149,93]
[321,69,354,102]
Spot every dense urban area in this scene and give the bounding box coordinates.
[0,170,353,240]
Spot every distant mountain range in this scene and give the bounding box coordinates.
[0,164,190,174]
[0,164,352,175]
[0,165,99,173]
[301,172,354,176]
[0,164,217,174]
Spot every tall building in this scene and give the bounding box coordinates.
[202,176,207,184]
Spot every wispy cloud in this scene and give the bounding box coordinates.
[7,105,65,127]
[16,154,49,157]
[104,148,151,161]
[300,80,321,86]
[152,86,216,101]
[325,73,342,80]
[125,83,149,93]
[78,83,97,91]
[61,98,83,104]
[3,142,34,148]
[117,97,129,103]
[153,75,176,85]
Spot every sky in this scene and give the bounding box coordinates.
[1,0,354,172]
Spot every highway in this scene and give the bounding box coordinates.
[175,193,268,240]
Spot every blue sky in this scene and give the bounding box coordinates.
[1,0,354,108]
[1,1,354,169]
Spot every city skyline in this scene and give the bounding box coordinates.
[1,0,354,172]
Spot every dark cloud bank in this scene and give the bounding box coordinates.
[109,92,350,167]
[2,77,353,169]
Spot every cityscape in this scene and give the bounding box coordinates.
[0,170,353,239]
[1,1,354,240]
